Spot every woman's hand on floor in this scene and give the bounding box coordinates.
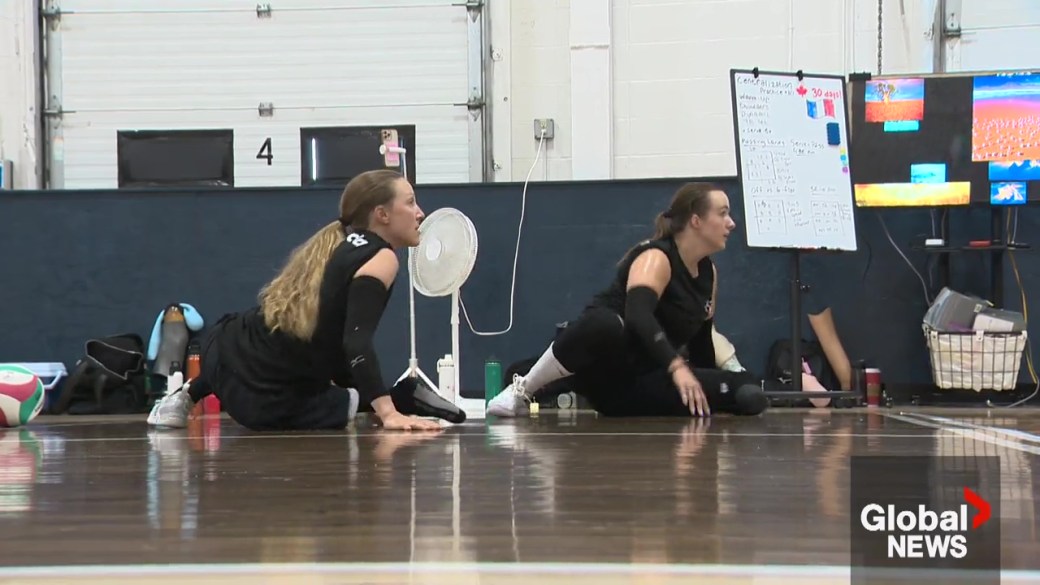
[379,411,443,431]
[671,362,710,417]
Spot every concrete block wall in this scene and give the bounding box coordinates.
[6,0,1037,188]
[500,0,937,183]
[0,0,40,190]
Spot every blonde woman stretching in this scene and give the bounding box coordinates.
[148,170,461,431]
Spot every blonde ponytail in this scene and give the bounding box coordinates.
[258,220,345,340]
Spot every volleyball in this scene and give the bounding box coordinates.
[0,364,46,428]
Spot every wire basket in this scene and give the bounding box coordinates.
[924,327,1027,392]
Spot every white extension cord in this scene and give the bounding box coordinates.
[457,128,547,336]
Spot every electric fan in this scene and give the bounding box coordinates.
[396,206,479,403]
[379,140,479,408]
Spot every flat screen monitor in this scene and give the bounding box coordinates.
[848,70,1040,208]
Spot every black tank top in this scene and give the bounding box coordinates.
[218,228,394,392]
[588,237,715,362]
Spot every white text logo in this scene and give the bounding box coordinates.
[859,488,990,560]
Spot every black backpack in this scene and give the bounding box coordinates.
[51,333,151,415]
[766,337,839,391]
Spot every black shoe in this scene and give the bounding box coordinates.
[391,377,467,424]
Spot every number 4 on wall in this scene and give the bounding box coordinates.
[256,137,273,165]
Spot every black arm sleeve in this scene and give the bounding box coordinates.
[624,285,681,369]
[342,275,392,405]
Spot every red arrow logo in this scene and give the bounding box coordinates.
[964,487,991,529]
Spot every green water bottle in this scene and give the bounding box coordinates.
[484,356,503,403]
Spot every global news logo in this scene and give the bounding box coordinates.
[859,487,991,560]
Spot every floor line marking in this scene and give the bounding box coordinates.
[895,411,1040,443]
[0,561,1037,580]
[885,413,1040,456]
[25,431,965,444]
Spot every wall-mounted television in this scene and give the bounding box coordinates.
[848,70,1040,208]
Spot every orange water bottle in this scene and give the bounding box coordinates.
[186,342,201,380]
[187,341,203,419]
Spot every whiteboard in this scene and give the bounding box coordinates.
[730,69,858,251]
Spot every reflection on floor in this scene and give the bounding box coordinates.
[0,407,1038,584]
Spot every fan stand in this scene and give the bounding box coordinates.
[396,246,439,394]
[381,142,438,393]
[450,288,461,403]
[382,140,472,414]
[395,249,465,407]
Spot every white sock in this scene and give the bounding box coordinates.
[719,355,746,372]
[520,342,572,396]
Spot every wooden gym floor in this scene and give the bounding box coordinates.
[1,407,1039,584]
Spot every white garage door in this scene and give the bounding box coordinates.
[43,0,485,189]
[943,0,1040,72]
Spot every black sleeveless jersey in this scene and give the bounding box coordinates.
[218,228,394,393]
[588,236,715,363]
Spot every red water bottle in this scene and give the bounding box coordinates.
[203,394,221,415]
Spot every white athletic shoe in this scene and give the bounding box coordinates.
[487,374,532,417]
[147,382,195,429]
[346,387,360,422]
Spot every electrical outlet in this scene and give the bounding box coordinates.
[533,118,555,140]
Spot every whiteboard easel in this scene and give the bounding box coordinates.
[730,68,857,251]
[729,68,860,400]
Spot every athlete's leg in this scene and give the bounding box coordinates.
[586,366,768,417]
[221,374,464,431]
[487,307,626,417]
[259,385,359,431]
[147,314,230,428]
[146,311,350,431]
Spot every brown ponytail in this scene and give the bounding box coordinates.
[654,182,719,238]
[652,210,683,239]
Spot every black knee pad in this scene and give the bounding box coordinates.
[734,384,768,416]
[391,377,467,424]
